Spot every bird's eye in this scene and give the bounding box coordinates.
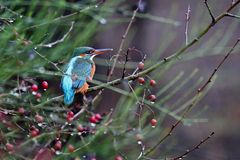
[89,50,94,54]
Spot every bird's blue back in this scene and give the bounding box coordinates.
[61,56,92,105]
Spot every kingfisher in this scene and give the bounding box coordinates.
[61,47,113,105]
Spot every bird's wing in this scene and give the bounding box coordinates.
[71,58,92,89]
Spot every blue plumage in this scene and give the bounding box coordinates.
[61,47,113,105]
[61,56,92,105]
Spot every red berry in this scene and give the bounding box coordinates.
[35,114,44,123]
[89,116,98,123]
[148,94,156,101]
[115,155,123,160]
[6,143,14,152]
[54,140,62,150]
[138,62,144,70]
[31,129,39,137]
[138,77,145,84]
[35,93,42,99]
[31,84,38,92]
[67,111,74,118]
[66,116,73,122]
[18,107,25,115]
[68,144,75,153]
[41,81,48,89]
[150,118,157,127]
[149,80,156,87]
[95,113,102,120]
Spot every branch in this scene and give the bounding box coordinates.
[171,132,215,160]
[34,50,65,74]
[37,21,74,48]
[33,1,240,110]
[24,4,98,30]
[121,48,130,79]
[92,0,141,104]
[89,0,240,91]
[107,0,140,81]
[225,12,240,19]
[144,38,240,156]
[204,0,216,23]
[198,38,240,92]
[185,5,191,45]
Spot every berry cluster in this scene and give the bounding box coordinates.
[137,62,158,128]
[31,81,48,101]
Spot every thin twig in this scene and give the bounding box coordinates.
[107,1,141,81]
[144,39,240,156]
[204,0,216,23]
[34,50,65,74]
[121,49,130,79]
[37,21,74,48]
[171,132,215,160]
[225,12,240,19]
[185,5,191,45]
[92,0,141,104]
[24,4,98,30]
[137,141,145,160]
[198,39,240,92]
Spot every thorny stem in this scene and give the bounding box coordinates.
[171,132,215,160]
[143,39,240,156]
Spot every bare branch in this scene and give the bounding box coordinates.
[171,132,215,160]
[185,5,191,45]
[37,21,74,48]
[34,50,65,74]
[144,38,239,156]
[121,49,130,79]
[92,0,141,104]
[32,0,240,112]
[204,0,216,23]
[225,12,240,19]
[198,39,240,92]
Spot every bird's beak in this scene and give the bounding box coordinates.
[94,48,113,55]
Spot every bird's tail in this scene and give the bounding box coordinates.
[61,76,74,105]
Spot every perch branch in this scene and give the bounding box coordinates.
[33,0,240,110]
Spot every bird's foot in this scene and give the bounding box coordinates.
[78,83,89,93]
